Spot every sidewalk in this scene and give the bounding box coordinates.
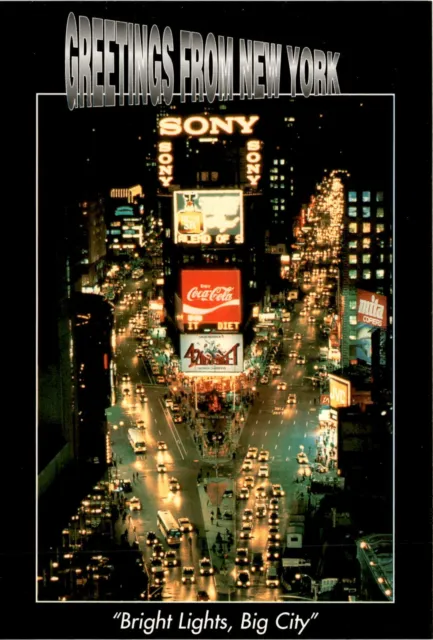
[197,478,237,595]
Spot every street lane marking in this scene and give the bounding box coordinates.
[278,432,280,437]
[252,431,255,436]
[288,446,291,450]
[280,420,284,425]
[275,445,278,449]
[159,430,161,435]
[256,420,258,424]
[268,420,270,424]
[265,432,267,436]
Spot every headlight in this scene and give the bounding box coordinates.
[251,567,256,572]
[235,558,239,562]
[182,578,186,583]
[192,577,195,582]
[275,553,279,558]
[237,581,242,586]
[209,569,214,574]
[266,581,270,586]
[246,581,250,586]
[200,569,204,574]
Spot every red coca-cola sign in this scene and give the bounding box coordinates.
[181,270,241,324]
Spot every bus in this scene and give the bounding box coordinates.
[127,428,147,454]
[157,510,182,546]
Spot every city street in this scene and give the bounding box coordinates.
[109,278,328,601]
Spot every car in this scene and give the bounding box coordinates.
[164,398,174,409]
[239,487,250,500]
[242,459,253,472]
[169,477,180,491]
[136,419,146,429]
[272,484,285,497]
[258,450,270,462]
[140,393,148,402]
[117,327,126,334]
[240,523,253,539]
[157,441,168,450]
[173,415,183,424]
[150,557,164,572]
[289,350,297,358]
[122,387,131,396]
[157,463,167,473]
[272,365,282,376]
[246,447,259,459]
[258,465,269,478]
[251,552,265,573]
[296,356,306,365]
[286,394,297,405]
[268,511,280,525]
[268,526,281,542]
[272,406,285,415]
[277,382,287,391]
[172,404,180,412]
[152,569,166,585]
[308,315,316,324]
[255,502,267,518]
[222,489,234,499]
[199,558,214,575]
[197,590,210,601]
[236,571,251,588]
[156,376,166,384]
[269,497,280,511]
[266,565,280,588]
[293,333,302,340]
[296,452,309,464]
[260,376,269,385]
[127,496,142,511]
[235,548,249,566]
[136,384,145,393]
[255,485,267,499]
[146,531,158,546]
[164,551,179,567]
[299,309,307,316]
[182,567,195,584]
[242,509,254,522]
[312,463,328,473]
[243,476,255,489]
[178,517,193,532]
[266,544,282,560]
[152,544,165,559]
[122,373,130,382]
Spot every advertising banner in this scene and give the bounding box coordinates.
[180,334,244,374]
[355,323,374,364]
[181,269,241,326]
[329,374,351,408]
[173,190,244,245]
[320,394,330,406]
[258,312,276,322]
[357,289,387,328]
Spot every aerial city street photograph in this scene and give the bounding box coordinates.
[37,94,393,603]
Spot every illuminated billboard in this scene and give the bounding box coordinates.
[357,290,387,329]
[181,269,241,329]
[180,334,244,375]
[174,190,243,245]
[329,374,351,409]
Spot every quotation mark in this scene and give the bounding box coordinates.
[113,612,121,620]
[310,613,319,620]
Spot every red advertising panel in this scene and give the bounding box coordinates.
[357,290,387,329]
[181,269,241,327]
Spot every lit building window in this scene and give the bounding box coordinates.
[273,159,278,165]
[362,238,371,249]
[349,222,358,233]
[377,207,385,218]
[380,254,384,262]
[362,254,371,264]
[349,269,357,280]
[362,191,371,202]
[211,172,218,181]
[273,205,279,211]
[389,255,393,264]
[348,207,357,218]
[281,205,285,210]
[349,300,357,310]
[280,159,285,165]
[349,315,357,325]
[362,207,371,218]
[349,334,356,340]
[349,254,357,264]
[281,198,286,203]
[363,223,371,233]
[376,191,384,202]
[349,240,357,249]
[376,223,385,233]
[362,269,371,279]
[290,166,294,171]
[348,191,357,202]
[270,175,278,182]
[280,176,285,181]
[376,269,385,279]
[378,239,385,248]
[270,168,278,174]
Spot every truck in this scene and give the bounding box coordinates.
[319,347,328,362]
[282,514,310,570]
[287,290,298,301]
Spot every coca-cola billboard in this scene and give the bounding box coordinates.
[180,334,244,374]
[357,290,388,329]
[181,270,241,327]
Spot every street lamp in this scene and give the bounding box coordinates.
[294,573,318,600]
